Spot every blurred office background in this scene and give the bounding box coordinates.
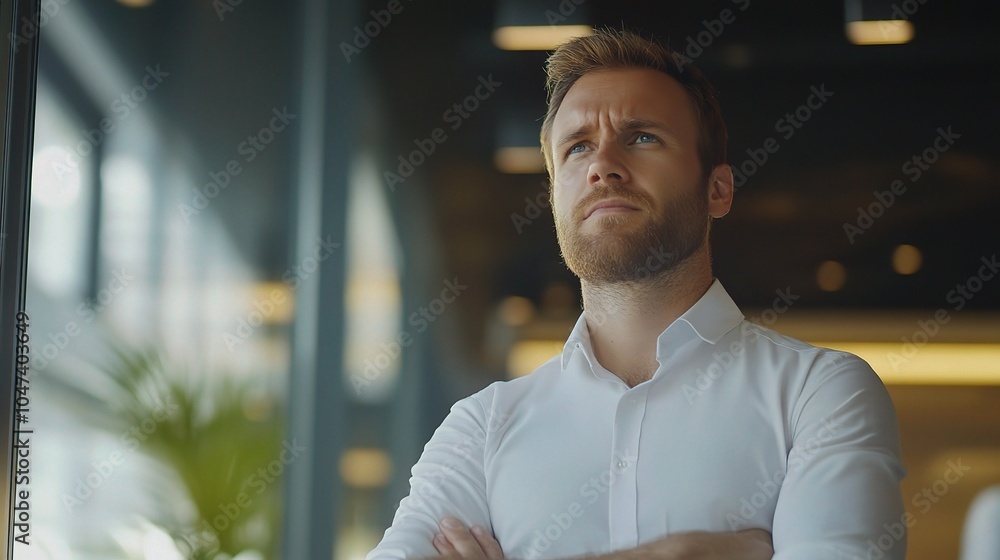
[21,0,999,559]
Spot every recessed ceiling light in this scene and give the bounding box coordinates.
[846,20,914,45]
[892,244,923,275]
[817,260,847,292]
[494,147,545,174]
[492,25,593,51]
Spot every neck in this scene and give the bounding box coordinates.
[581,244,714,387]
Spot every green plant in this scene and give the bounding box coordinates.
[95,346,285,559]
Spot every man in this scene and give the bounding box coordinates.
[367,29,906,560]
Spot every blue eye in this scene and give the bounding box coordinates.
[635,132,658,144]
[568,144,586,155]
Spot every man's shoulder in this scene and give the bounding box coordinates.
[459,352,566,409]
[477,353,565,397]
[444,355,565,437]
[733,319,876,382]
[732,320,897,427]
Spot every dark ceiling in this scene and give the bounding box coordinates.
[62,0,1000,334]
[366,0,1000,313]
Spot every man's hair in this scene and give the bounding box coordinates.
[540,28,727,180]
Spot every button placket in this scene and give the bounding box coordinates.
[607,386,648,551]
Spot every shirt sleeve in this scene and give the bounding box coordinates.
[366,392,493,560]
[771,353,907,560]
[960,486,1000,559]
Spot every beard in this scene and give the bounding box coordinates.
[554,181,709,285]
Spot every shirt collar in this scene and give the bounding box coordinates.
[560,278,745,371]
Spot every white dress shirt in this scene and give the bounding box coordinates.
[960,486,1000,560]
[367,280,906,560]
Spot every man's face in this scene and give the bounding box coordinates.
[549,67,713,285]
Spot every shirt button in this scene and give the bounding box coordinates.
[618,460,628,469]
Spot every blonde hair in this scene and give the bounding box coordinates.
[540,28,727,179]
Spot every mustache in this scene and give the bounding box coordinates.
[575,185,652,217]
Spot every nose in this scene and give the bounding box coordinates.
[588,143,630,186]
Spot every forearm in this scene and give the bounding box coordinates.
[432,517,772,560]
[367,394,496,560]
[580,530,773,560]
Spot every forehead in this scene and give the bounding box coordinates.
[551,67,698,138]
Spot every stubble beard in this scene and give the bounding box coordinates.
[554,183,709,286]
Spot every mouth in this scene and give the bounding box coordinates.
[584,198,642,219]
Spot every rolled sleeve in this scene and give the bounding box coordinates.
[367,394,493,560]
[772,354,907,560]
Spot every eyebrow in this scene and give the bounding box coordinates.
[621,118,674,136]
[555,118,676,151]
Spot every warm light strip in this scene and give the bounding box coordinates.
[508,340,1000,385]
[494,147,545,174]
[810,342,1000,385]
[845,20,914,45]
[508,340,564,378]
[340,448,392,488]
[493,25,594,51]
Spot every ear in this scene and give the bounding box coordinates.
[706,163,734,218]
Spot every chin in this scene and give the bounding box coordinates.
[580,214,646,235]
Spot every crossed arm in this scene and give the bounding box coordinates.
[430,517,774,560]
[373,358,905,560]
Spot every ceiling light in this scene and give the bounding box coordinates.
[846,20,914,45]
[495,147,545,174]
[495,107,546,173]
[493,25,593,51]
[817,260,847,292]
[844,0,915,45]
[892,244,923,275]
[493,0,591,51]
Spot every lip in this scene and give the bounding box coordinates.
[585,198,642,219]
